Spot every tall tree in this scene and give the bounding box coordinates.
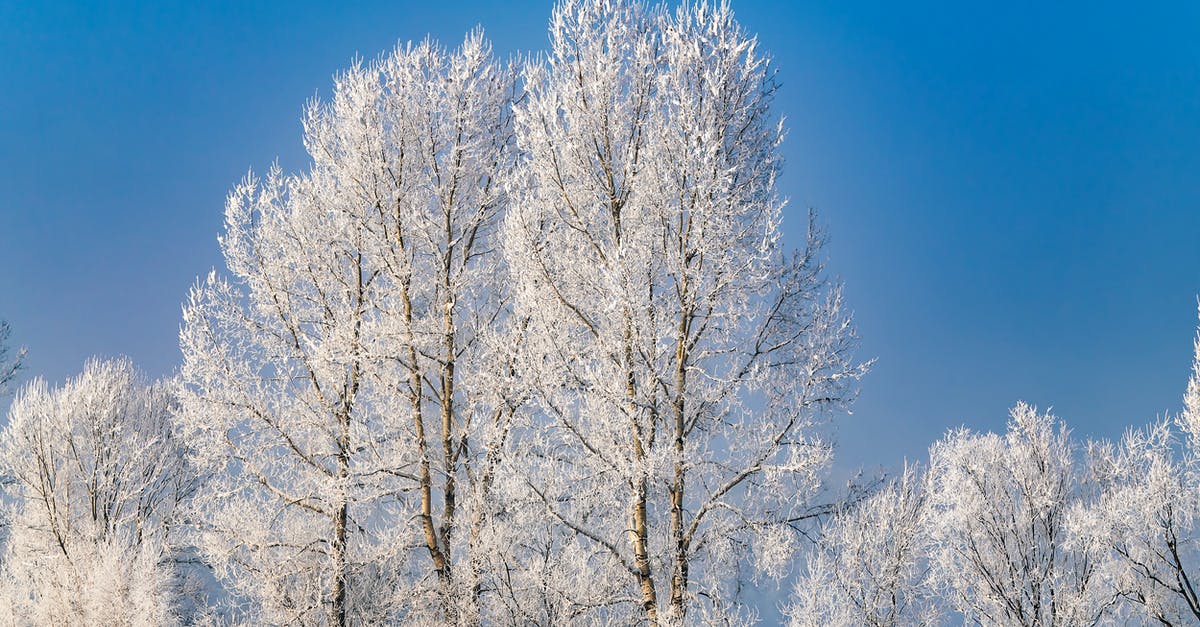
[0,358,192,626]
[178,31,518,625]
[358,31,521,624]
[504,0,864,622]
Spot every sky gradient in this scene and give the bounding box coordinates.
[2,0,1199,478]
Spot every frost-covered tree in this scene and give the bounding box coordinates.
[927,403,1114,626]
[1071,316,1200,625]
[504,0,863,622]
[179,31,518,626]
[0,320,25,395]
[1075,422,1200,625]
[0,358,192,626]
[787,312,1200,625]
[180,164,392,625]
[348,31,521,625]
[788,465,940,627]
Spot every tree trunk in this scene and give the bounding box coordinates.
[668,305,690,621]
[626,316,659,625]
[439,266,461,622]
[404,283,450,585]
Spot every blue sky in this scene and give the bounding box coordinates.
[2,0,1199,476]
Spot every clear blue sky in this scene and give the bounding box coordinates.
[2,0,1199,476]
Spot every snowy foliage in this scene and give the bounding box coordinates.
[1181,309,1200,451]
[790,310,1200,627]
[1074,420,1200,624]
[1068,312,1200,624]
[0,358,192,625]
[173,1,864,624]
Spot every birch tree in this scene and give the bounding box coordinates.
[179,31,518,625]
[504,0,863,622]
[0,358,192,626]
[927,403,1114,626]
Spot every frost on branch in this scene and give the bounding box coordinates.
[1180,305,1200,451]
[1072,420,1200,624]
[1068,316,1200,626]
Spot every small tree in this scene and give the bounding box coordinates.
[927,403,1114,626]
[1072,315,1200,624]
[1075,422,1200,625]
[789,465,940,627]
[0,358,191,626]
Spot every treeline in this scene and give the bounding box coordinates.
[8,341,1200,626]
[791,334,1200,626]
